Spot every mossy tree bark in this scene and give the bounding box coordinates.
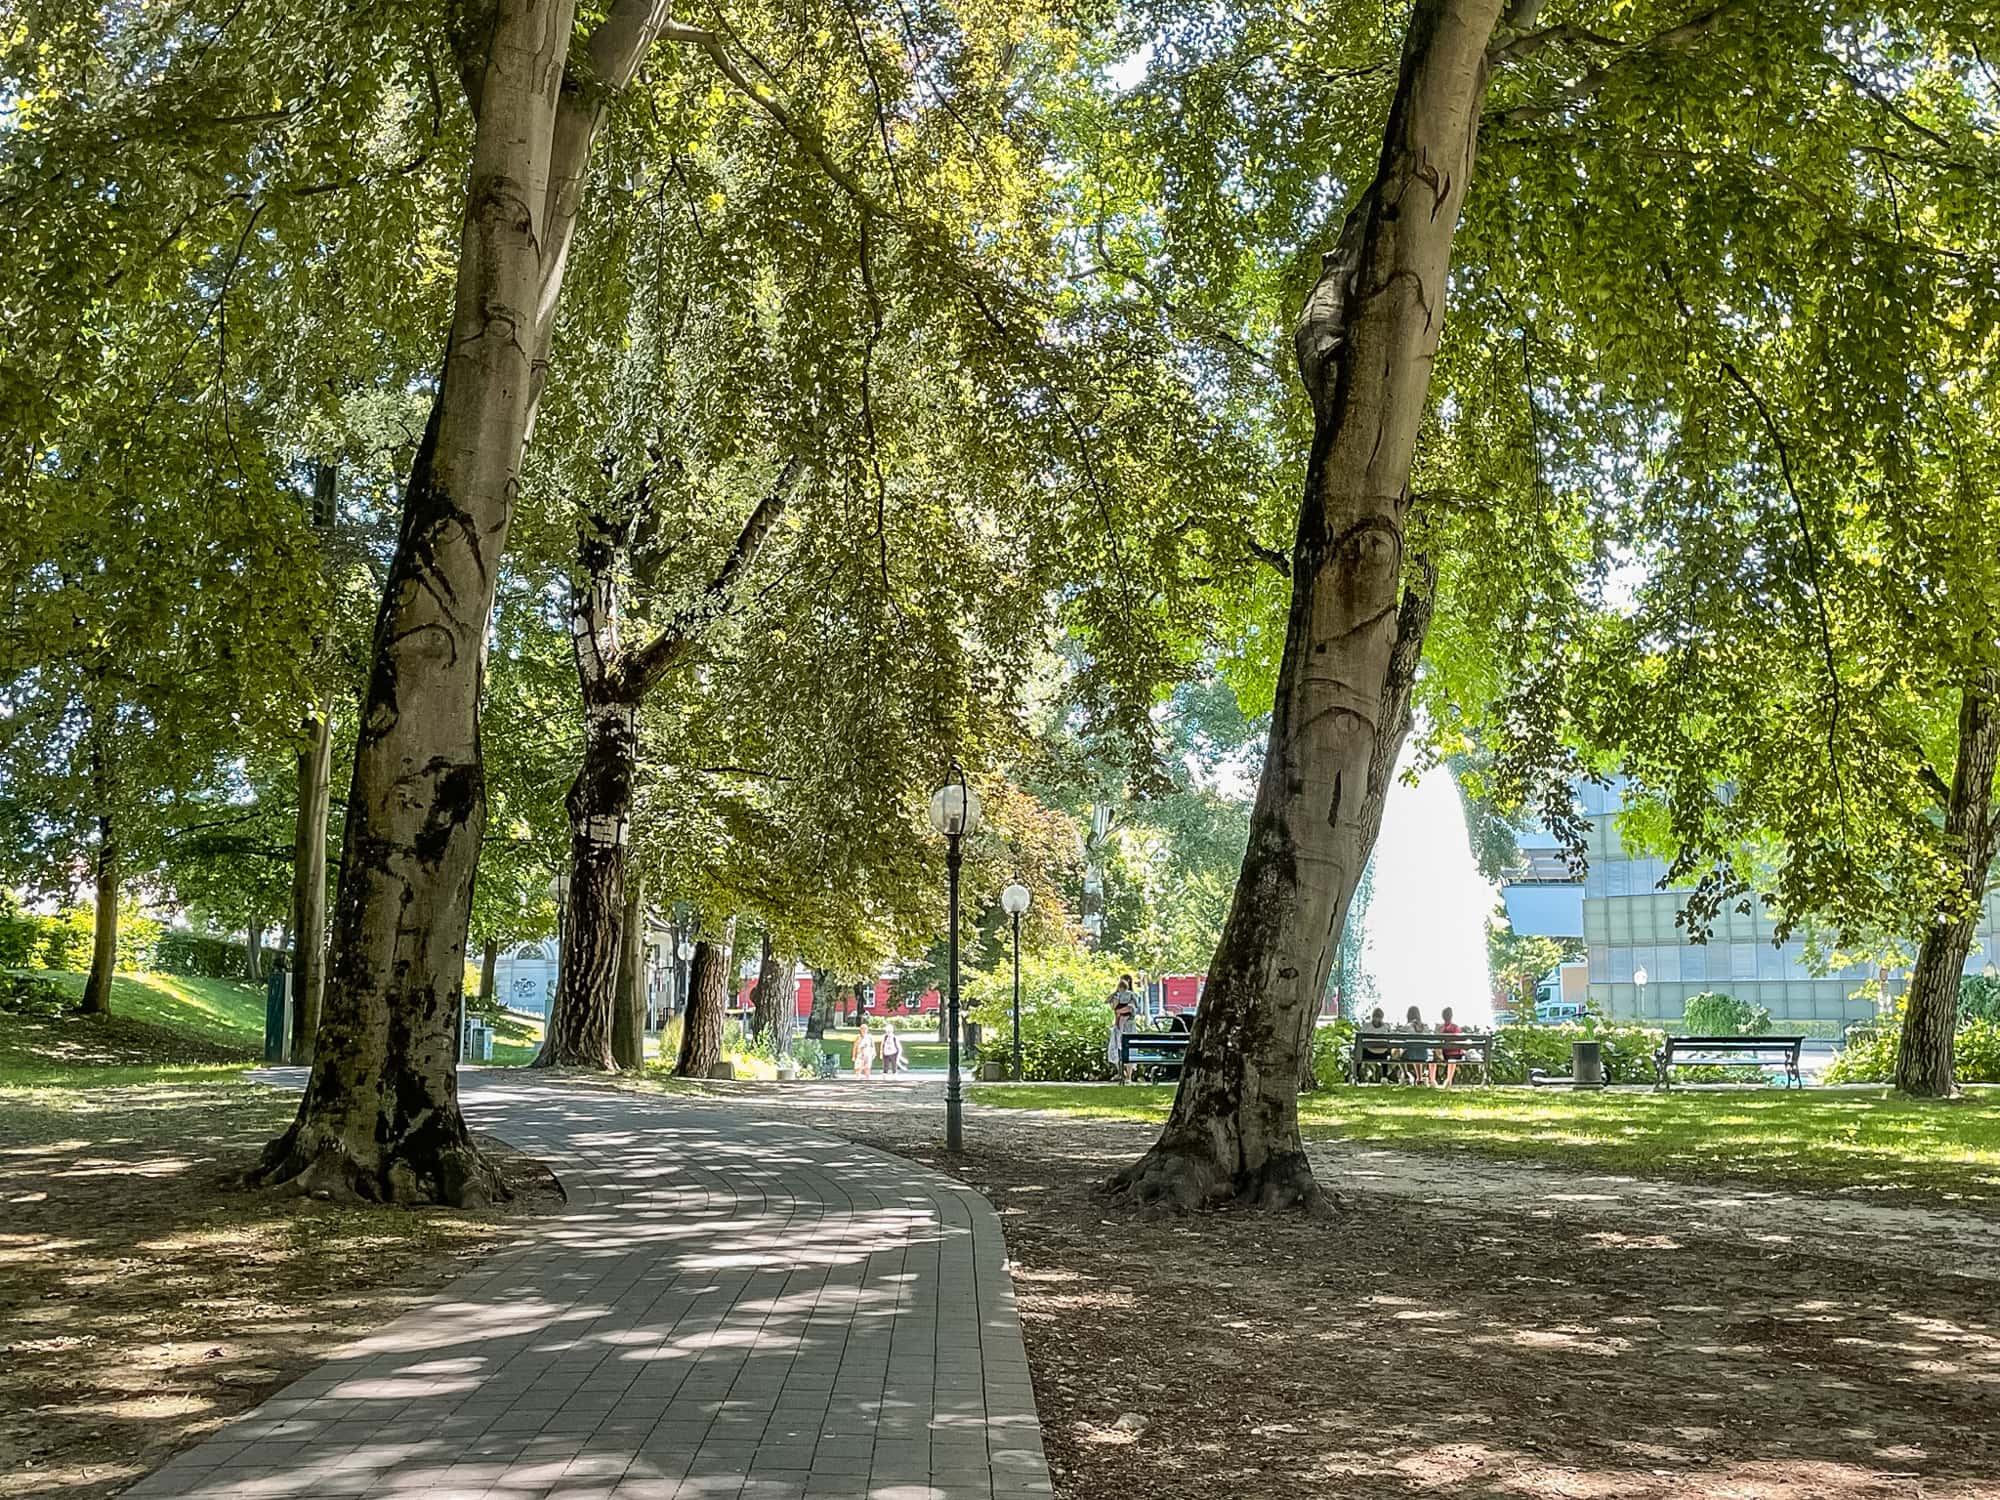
[254,0,672,1204]
[1109,0,1505,1212]
[1895,668,2000,1098]
[676,922,732,1078]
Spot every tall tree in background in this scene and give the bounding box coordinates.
[1473,2,2000,1099]
[533,464,793,1070]
[676,923,733,1078]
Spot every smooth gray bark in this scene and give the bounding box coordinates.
[1111,0,1505,1211]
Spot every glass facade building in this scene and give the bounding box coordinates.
[1575,780,2000,1029]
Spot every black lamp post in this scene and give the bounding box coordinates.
[928,761,982,1153]
[1000,882,1030,1081]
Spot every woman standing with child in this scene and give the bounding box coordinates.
[1106,974,1140,1084]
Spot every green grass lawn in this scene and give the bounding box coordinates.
[2,969,267,1088]
[972,1082,2000,1201]
[19,969,267,1047]
[818,1026,951,1070]
[482,1007,545,1065]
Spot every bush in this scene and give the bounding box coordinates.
[37,909,92,970]
[0,971,71,1017]
[1682,991,1772,1036]
[0,904,159,972]
[965,950,1133,1081]
[1825,1004,2000,1084]
[154,929,252,980]
[791,1038,839,1079]
[1490,1019,1664,1085]
[0,893,40,967]
[1310,1018,1357,1089]
[1960,975,2000,1022]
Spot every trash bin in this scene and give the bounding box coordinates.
[1572,1039,1605,1088]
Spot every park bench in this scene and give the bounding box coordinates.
[1119,1031,1190,1078]
[1654,1034,1805,1090]
[1347,1030,1493,1085]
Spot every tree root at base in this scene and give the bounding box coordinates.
[248,1123,509,1209]
[1105,1143,1330,1217]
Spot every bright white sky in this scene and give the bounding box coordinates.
[1359,748,1499,1027]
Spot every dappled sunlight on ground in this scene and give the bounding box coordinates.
[0,1081,558,1499]
[118,1075,1045,1500]
[745,1085,2000,1500]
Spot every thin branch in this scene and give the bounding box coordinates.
[1717,356,1849,826]
[1490,0,1749,126]
[619,457,803,694]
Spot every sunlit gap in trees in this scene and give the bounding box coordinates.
[1361,747,1498,1027]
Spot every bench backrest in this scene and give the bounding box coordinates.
[1352,1031,1492,1049]
[1666,1035,1804,1050]
[1120,1033,1191,1057]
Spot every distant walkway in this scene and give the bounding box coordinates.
[129,1076,1051,1500]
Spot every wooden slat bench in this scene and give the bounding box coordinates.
[1347,1030,1494,1085]
[1654,1034,1806,1090]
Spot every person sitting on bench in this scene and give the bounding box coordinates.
[1359,1006,1393,1081]
[1400,1005,1434,1085]
[1438,1006,1466,1087]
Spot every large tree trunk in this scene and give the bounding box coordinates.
[1110,0,1504,1212]
[288,702,334,1064]
[536,494,642,1070]
[246,920,265,985]
[676,923,732,1078]
[1896,670,2000,1098]
[611,876,646,1070]
[750,939,795,1058]
[806,968,832,1039]
[255,0,606,1205]
[535,689,637,1069]
[1298,558,1436,1092]
[537,446,794,1069]
[750,934,778,1039]
[81,817,117,1016]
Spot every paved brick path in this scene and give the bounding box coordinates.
[129,1077,1051,1500]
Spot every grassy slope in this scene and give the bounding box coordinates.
[972,1082,2000,1201]
[22,969,266,1046]
[2,970,266,1088]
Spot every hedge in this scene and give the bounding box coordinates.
[1825,1009,2000,1084]
[153,929,257,980]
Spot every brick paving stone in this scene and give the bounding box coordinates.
[127,1074,1050,1500]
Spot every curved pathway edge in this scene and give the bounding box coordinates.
[126,1073,1053,1500]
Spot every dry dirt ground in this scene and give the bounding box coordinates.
[737,1082,2000,1500]
[0,1080,561,1500]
